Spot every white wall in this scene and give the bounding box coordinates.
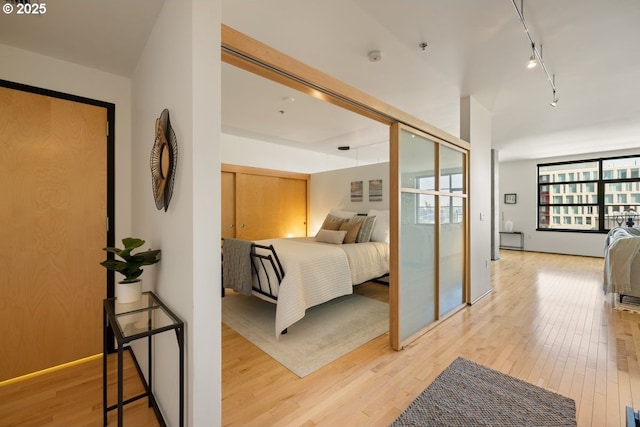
[499,147,640,258]
[0,43,133,245]
[461,97,492,302]
[222,132,380,173]
[310,163,389,234]
[131,1,220,425]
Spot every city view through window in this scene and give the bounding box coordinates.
[538,156,640,231]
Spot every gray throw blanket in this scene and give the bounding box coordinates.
[223,238,253,295]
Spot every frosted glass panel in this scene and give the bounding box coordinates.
[440,199,464,316]
[439,145,465,316]
[399,130,436,340]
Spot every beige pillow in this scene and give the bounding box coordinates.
[315,229,347,244]
[339,220,363,244]
[322,218,343,231]
[321,213,345,230]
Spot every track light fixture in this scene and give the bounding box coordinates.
[527,43,538,69]
[512,0,558,107]
[549,75,558,107]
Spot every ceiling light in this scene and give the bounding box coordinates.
[527,54,537,69]
[548,76,558,107]
[550,89,558,107]
[512,0,558,105]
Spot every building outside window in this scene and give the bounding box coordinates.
[538,155,640,231]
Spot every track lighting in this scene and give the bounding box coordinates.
[512,0,558,107]
[548,75,558,107]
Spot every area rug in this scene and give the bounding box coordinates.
[222,292,388,377]
[391,357,576,426]
[613,294,640,314]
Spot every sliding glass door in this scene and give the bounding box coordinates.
[392,124,468,347]
[439,146,466,316]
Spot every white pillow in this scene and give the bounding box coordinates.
[315,229,347,244]
[329,208,358,219]
[368,209,389,243]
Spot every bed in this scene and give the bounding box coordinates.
[223,209,390,338]
[604,227,640,300]
[252,237,388,337]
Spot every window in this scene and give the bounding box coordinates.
[538,155,640,231]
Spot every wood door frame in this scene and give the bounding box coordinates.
[220,25,470,350]
[0,79,116,351]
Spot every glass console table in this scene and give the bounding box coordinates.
[103,291,184,427]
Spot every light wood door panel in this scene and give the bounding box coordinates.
[235,173,280,240]
[0,87,107,381]
[278,177,307,237]
[221,171,236,239]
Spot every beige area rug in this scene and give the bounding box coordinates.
[613,294,640,314]
[222,292,388,377]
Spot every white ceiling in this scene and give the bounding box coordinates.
[2,0,639,163]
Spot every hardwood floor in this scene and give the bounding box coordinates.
[0,351,159,427]
[2,251,637,426]
[223,250,640,426]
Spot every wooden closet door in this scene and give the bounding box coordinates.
[235,173,280,240]
[221,171,236,239]
[278,177,307,237]
[0,87,107,381]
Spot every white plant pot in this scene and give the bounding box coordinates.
[115,280,142,303]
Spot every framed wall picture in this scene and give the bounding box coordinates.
[369,179,382,202]
[504,193,517,204]
[350,181,363,202]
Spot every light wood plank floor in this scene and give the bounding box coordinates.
[0,351,160,427]
[223,250,640,426]
[2,251,638,426]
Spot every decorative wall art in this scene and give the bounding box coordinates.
[504,193,517,204]
[369,179,383,202]
[150,109,178,211]
[351,180,363,202]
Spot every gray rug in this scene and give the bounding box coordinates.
[222,292,388,377]
[391,357,576,426]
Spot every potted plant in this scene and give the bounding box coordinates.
[101,237,161,303]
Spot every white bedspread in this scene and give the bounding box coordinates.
[255,238,354,338]
[604,227,640,294]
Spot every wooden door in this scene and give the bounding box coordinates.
[278,177,307,237]
[0,86,108,381]
[221,171,236,239]
[235,173,280,240]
